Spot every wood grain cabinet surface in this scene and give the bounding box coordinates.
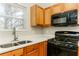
[44,8,52,26]
[31,4,44,27]
[0,48,23,56]
[36,5,44,26]
[26,49,39,56]
[78,47,79,56]
[51,3,64,15]
[63,3,77,12]
[31,4,52,27]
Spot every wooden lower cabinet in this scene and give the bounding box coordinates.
[0,41,47,56]
[78,47,79,56]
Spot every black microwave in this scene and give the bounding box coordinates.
[51,9,78,26]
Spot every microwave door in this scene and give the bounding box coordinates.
[53,17,67,26]
[68,9,77,25]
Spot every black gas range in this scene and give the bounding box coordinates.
[47,31,78,56]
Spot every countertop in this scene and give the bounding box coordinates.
[0,35,53,54]
[0,34,79,54]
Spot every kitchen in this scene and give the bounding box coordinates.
[0,3,79,56]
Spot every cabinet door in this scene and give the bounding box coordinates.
[78,47,79,56]
[63,3,77,12]
[36,6,44,26]
[52,3,64,15]
[43,41,48,56]
[38,41,47,56]
[30,5,37,26]
[26,49,39,56]
[44,8,51,26]
[31,5,44,26]
[38,42,44,56]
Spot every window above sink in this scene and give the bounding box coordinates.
[0,3,25,31]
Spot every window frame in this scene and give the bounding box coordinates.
[0,3,25,31]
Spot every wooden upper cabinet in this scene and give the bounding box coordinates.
[63,3,77,12]
[31,4,51,27]
[30,5,37,26]
[51,3,64,15]
[31,4,44,27]
[36,6,44,26]
[77,4,79,10]
[44,8,52,26]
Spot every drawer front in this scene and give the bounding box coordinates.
[26,49,39,56]
[26,45,34,53]
[23,44,38,55]
[13,48,23,56]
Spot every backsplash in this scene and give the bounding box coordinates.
[43,26,79,35]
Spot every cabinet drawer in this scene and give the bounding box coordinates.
[13,48,23,56]
[23,44,39,55]
[26,45,34,53]
[26,49,39,56]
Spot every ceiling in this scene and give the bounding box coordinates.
[37,3,57,8]
[18,3,57,8]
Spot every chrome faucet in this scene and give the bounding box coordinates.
[12,27,18,41]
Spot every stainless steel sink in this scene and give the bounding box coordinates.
[0,40,32,48]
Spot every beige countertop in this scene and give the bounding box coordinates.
[0,35,53,54]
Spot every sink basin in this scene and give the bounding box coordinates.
[0,40,32,48]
